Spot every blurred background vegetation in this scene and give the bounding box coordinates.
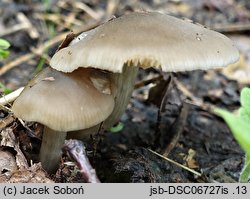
[0,0,250,183]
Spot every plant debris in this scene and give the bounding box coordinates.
[0,0,250,183]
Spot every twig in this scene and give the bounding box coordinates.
[63,13,82,29]
[0,115,15,129]
[0,20,101,76]
[0,103,12,113]
[161,72,200,155]
[162,102,189,156]
[173,78,215,112]
[173,78,201,102]
[0,53,36,76]
[0,13,39,39]
[17,12,39,39]
[73,1,102,20]
[0,88,38,137]
[0,87,24,106]
[184,99,214,113]
[35,13,83,30]
[134,75,163,89]
[17,118,38,139]
[148,148,202,177]
[212,23,250,33]
[30,47,51,63]
[154,75,172,148]
[91,122,104,156]
[63,139,100,183]
[106,0,120,17]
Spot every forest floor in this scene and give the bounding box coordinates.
[0,0,250,182]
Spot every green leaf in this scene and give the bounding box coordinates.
[0,83,12,95]
[240,87,250,121]
[214,87,250,182]
[239,154,250,182]
[241,87,250,115]
[239,87,250,124]
[239,107,250,122]
[0,38,10,50]
[34,57,45,74]
[214,108,250,155]
[110,122,124,133]
[0,49,10,60]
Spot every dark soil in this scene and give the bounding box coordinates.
[0,0,250,183]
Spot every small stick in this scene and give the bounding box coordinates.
[161,71,200,155]
[64,139,100,183]
[162,102,189,156]
[35,13,83,30]
[148,148,202,177]
[0,87,24,106]
[212,23,250,33]
[63,13,82,28]
[17,118,39,139]
[184,99,215,113]
[0,53,35,76]
[0,13,39,39]
[73,2,102,20]
[0,20,101,76]
[173,78,215,112]
[173,78,200,102]
[106,0,120,17]
[16,12,39,39]
[153,74,172,148]
[91,122,104,156]
[134,75,163,89]
[0,115,15,129]
[0,23,28,37]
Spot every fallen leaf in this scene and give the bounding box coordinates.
[0,163,53,183]
[0,150,17,173]
[185,149,199,169]
[0,128,29,169]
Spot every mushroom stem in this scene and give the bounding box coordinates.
[69,65,139,139]
[106,65,139,126]
[39,127,67,173]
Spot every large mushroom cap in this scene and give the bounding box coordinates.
[12,67,114,132]
[50,12,239,73]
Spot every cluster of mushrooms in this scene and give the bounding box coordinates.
[12,12,239,174]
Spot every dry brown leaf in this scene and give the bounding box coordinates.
[0,128,29,169]
[0,163,53,183]
[0,115,15,129]
[0,150,17,173]
[222,35,250,84]
[185,149,199,169]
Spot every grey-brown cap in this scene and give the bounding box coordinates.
[50,12,239,73]
[12,67,114,131]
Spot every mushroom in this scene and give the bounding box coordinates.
[12,67,114,173]
[50,12,239,139]
[12,12,239,174]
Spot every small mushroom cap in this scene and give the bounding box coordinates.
[12,67,114,132]
[50,12,239,73]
